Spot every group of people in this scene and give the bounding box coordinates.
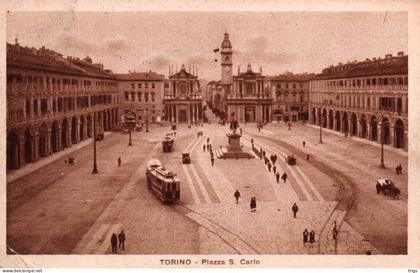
[110,230,126,254]
[203,137,215,166]
[395,164,403,175]
[233,190,256,212]
[64,156,75,165]
[260,149,288,184]
[302,228,316,245]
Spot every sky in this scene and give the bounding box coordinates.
[7,11,407,81]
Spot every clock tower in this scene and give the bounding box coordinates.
[221,32,233,84]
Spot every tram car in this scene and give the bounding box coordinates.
[146,159,180,202]
[376,178,400,199]
[162,134,174,152]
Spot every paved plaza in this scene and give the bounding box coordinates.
[7,112,407,255]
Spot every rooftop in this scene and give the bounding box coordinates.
[316,52,408,80]
[115,71,165,81]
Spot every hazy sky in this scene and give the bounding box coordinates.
[7,11,407,81]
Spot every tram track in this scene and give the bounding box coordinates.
[244,132,357,254]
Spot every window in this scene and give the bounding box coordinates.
[131,92,135,101]
[131,83,135,89]
[145,92,149,102]
[152,83,155,89]
[151,92,155,102]
[26,99,30,115]
[372,78,377,86]
[285,83,289,88]
[293,84,296,89]
[384,78,389,85]
[125,92,129,101]
[138,92,142,101]
[367,78,371,86]
[138,83,142,88]
[145,83,149,89]
[277,84,281,89]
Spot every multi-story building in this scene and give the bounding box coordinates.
[309,52,408,150]
[227,63,272,123]
[163,64,203,123]
[6,40,120,170]
[115,71,165,125]
[268,74,313,122]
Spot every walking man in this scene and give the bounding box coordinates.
[309,230,315,244]
[117,156,121,167]
[303,141,306,148]
[281,172,288,183]
[234,190,241,204]
[211,157,215,166]
[111,233,118,253]
[118,230,126,250]
[395,165,399,175]
[273,166,276,174]
[276,172,280,183]
[250,197,257,212]
[292,203,299,218]
[303,228,309,245]
[203,144,206,152]
[268,163,272,172]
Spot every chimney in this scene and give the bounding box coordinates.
[397,51,404,57]
[372,57,377,61]
[365,58,371,62]
[385,54,392,59]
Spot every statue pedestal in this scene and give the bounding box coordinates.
[217,132,254,159]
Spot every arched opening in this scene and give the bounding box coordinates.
[71,116,78,144]
[62,118,69,148]
[351,113,358,136]
[7,130,19,170]
[38,123,48,157]
[342,112,349,134]
[394,119,405,149]
[328,110,334,129]
[370,116,378,141]
[87,114,92,138]
[360,115,367,139]
[311,108,316,124]
[322,109,327,128]
[79,115,85,141]
[382,117,390,145]
[51,121,59,152]
[335,111,341,131]
[24,128,33,163]
[108,110,112,130]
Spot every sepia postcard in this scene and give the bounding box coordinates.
[1,0,419,269]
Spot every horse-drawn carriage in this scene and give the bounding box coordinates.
[286,155,296,165]
[376,179,400,199]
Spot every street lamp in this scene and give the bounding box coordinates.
[380,119,389,168]
[126,113,136,146]
[319,112,323,144]
[146,108,149,133]
[92,112,98,174]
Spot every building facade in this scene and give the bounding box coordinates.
[268,74,312,122]
[227,64,272,123]
[309,52,408,150]
[6,41,120,170]
[116,71,165,125]
[163,65,202,123]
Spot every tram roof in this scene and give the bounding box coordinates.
[147,159,162,168]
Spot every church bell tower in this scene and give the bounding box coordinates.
[221,32,233,84]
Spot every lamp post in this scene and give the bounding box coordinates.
[380,119,388,168]
[127,113,135,146]
[92,112,98,174]
[319,112,323,144]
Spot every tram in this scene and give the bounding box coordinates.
[146,159,180,202]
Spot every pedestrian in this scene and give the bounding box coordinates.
[395,165,399,175]
[332,221,338,240]
[64,159,67,165]
[118,230,126,250]
[251,138,254,145]
[273,166,276,174]
[281,172,288,183]
[211,157,215,166]
[303,228,309,245]
[273,154,277,164]
[303,141,306,148]
[234,190,241,204]
[276,172,280,183]
[376,182,381,194]
[268,163,272,172]
[309,230,315,244]
[250,197,257,212]
[203,144,206,152]
[111,233,118,253]
[207,137,210,144]
[117,156,121,167]
[174,131,176,137]
[398,164,403,175]
[292,203,299,218]
[240,128,242,135]
[207,144,209,150]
